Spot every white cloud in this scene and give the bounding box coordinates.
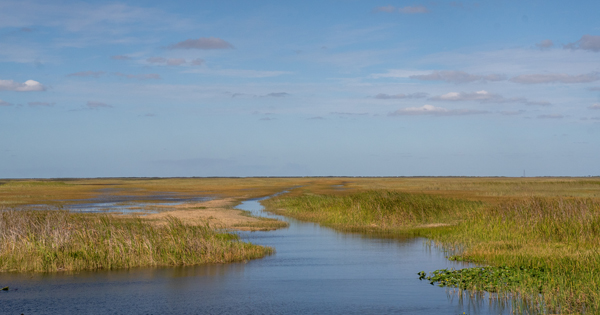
[433,90,494,101]
[370,69,429,79]
[374,92,428,99]
[0,79,46,91]
[589,103,600,110]
[564,35,600,52]
[389,104,488,116]
[510,72,600,84]
[0,99,13,106]
[429,90,548,105]
[167,37,234,50]
[87,101,111,109]
[409,70,507,83]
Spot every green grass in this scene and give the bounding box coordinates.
[264,190,600,314]
[263,190,483,235]
[0,208,273,272]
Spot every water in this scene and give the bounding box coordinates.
[27,190,212,215]
[1,193,514,314]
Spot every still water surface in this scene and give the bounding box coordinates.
[1,194,512,314]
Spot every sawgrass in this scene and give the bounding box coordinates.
[263,190,482,235]
[0,208,272,272]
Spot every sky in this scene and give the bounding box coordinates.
[1,0,599,178]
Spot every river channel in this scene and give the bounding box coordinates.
[1,193,514,314]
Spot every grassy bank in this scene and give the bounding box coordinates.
[264,190,600,314]
[262,190,483,236]
[0,208,272,272]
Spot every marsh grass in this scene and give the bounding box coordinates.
[0,208,272,272]
[263,190,483,235]
[265,190,600,314]
[436,197,600,314]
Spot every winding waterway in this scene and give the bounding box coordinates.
[1,193,514,314]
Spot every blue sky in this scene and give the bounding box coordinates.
[1,0,599,178]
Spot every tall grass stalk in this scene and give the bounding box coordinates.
[0,209,272,272]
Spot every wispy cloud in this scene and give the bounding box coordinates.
[67,71,105,78]
[167,37,234,50]
[589,103,600,110]
[110,55,131,60]
[265,92,290,97]
[564,35,600,52]
[113,72,160,80]
[146,57,187,66]
[330,112,369,116]
[389,104,488,116]
[0,79,45,91]
[185,68,291,78]
[398,6,429,14]
[0,99,13,106]
[87,101,111,109]
[535,39,554,50]
[430,90,550,105]
[537,114,563,119]
[410,70,506,83]
[374,92,428,99]
[587,87,600,91]
[190,58,204,65]
[500,110,526,116]
[510,72,600,84]
[28,101,55,106]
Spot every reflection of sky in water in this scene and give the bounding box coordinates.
[27,191,213,214]
[64,194,212,214]
[2,192,525,314]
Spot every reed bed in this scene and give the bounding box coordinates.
[265,191,600,314]
[439,197,600,314]
[263,190,483,235]
[0,208,272,272]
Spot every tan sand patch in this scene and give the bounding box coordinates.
[125,197,288,231]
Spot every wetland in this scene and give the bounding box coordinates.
[2,177,600,314]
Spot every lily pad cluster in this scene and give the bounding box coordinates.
[418,266,548,293]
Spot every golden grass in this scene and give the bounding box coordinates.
[0,208,272,272]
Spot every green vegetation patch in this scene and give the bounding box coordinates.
[263,190,483,234]
[419,266,548,293]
